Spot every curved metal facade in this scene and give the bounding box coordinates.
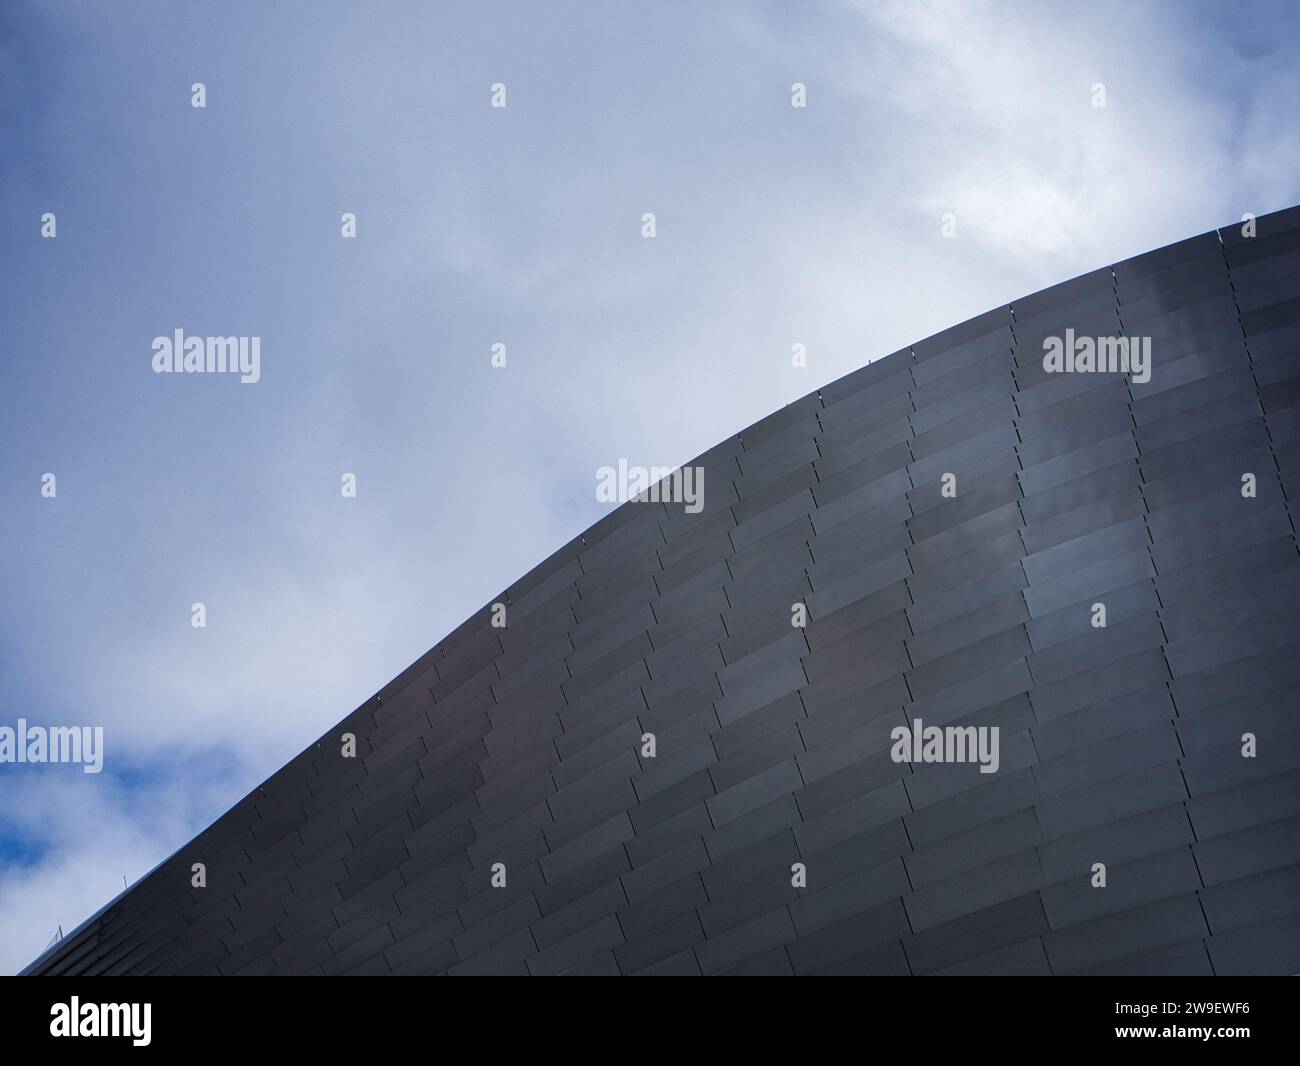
[25,207,1300,976]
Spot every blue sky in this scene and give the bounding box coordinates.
[1,0,1298,972]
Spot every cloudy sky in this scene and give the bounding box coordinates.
[1,0,1298,973]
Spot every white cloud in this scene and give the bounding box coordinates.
[0,768,244,974]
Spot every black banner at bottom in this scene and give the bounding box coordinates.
[0,977,1291,1053]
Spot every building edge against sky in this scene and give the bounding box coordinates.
[24,205,1300,976]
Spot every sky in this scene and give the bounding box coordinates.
[1,0,1298,973]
